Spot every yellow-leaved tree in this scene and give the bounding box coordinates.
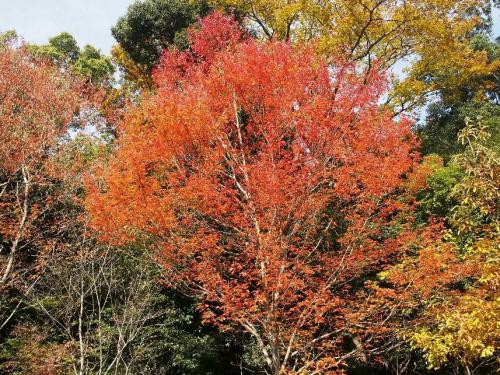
[200,0,499,112]
[409,116,499,371]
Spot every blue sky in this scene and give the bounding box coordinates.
[0,0,134,54]
[0,0,498,55]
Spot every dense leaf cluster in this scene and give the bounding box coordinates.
[0,1,498,374]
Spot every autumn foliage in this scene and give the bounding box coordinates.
[0,2,497,372]
[0,44,81,284]
[0,46,79,174]
[86,13,426,373]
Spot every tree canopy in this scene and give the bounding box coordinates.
[112,0,211,72]
[27,32,115,84]
[0,2,499,374]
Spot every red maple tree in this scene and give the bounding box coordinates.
[87,13,422,373]
[0,43,82,284]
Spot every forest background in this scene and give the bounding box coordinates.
[0,0,499,374]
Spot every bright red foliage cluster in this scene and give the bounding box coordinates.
[87,13,422,373]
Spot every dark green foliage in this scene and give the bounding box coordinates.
[111,0,211,71]
[418,36,499,160]
[419,101,500,160]
[138,291,247,374]
[418,102,466,159]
